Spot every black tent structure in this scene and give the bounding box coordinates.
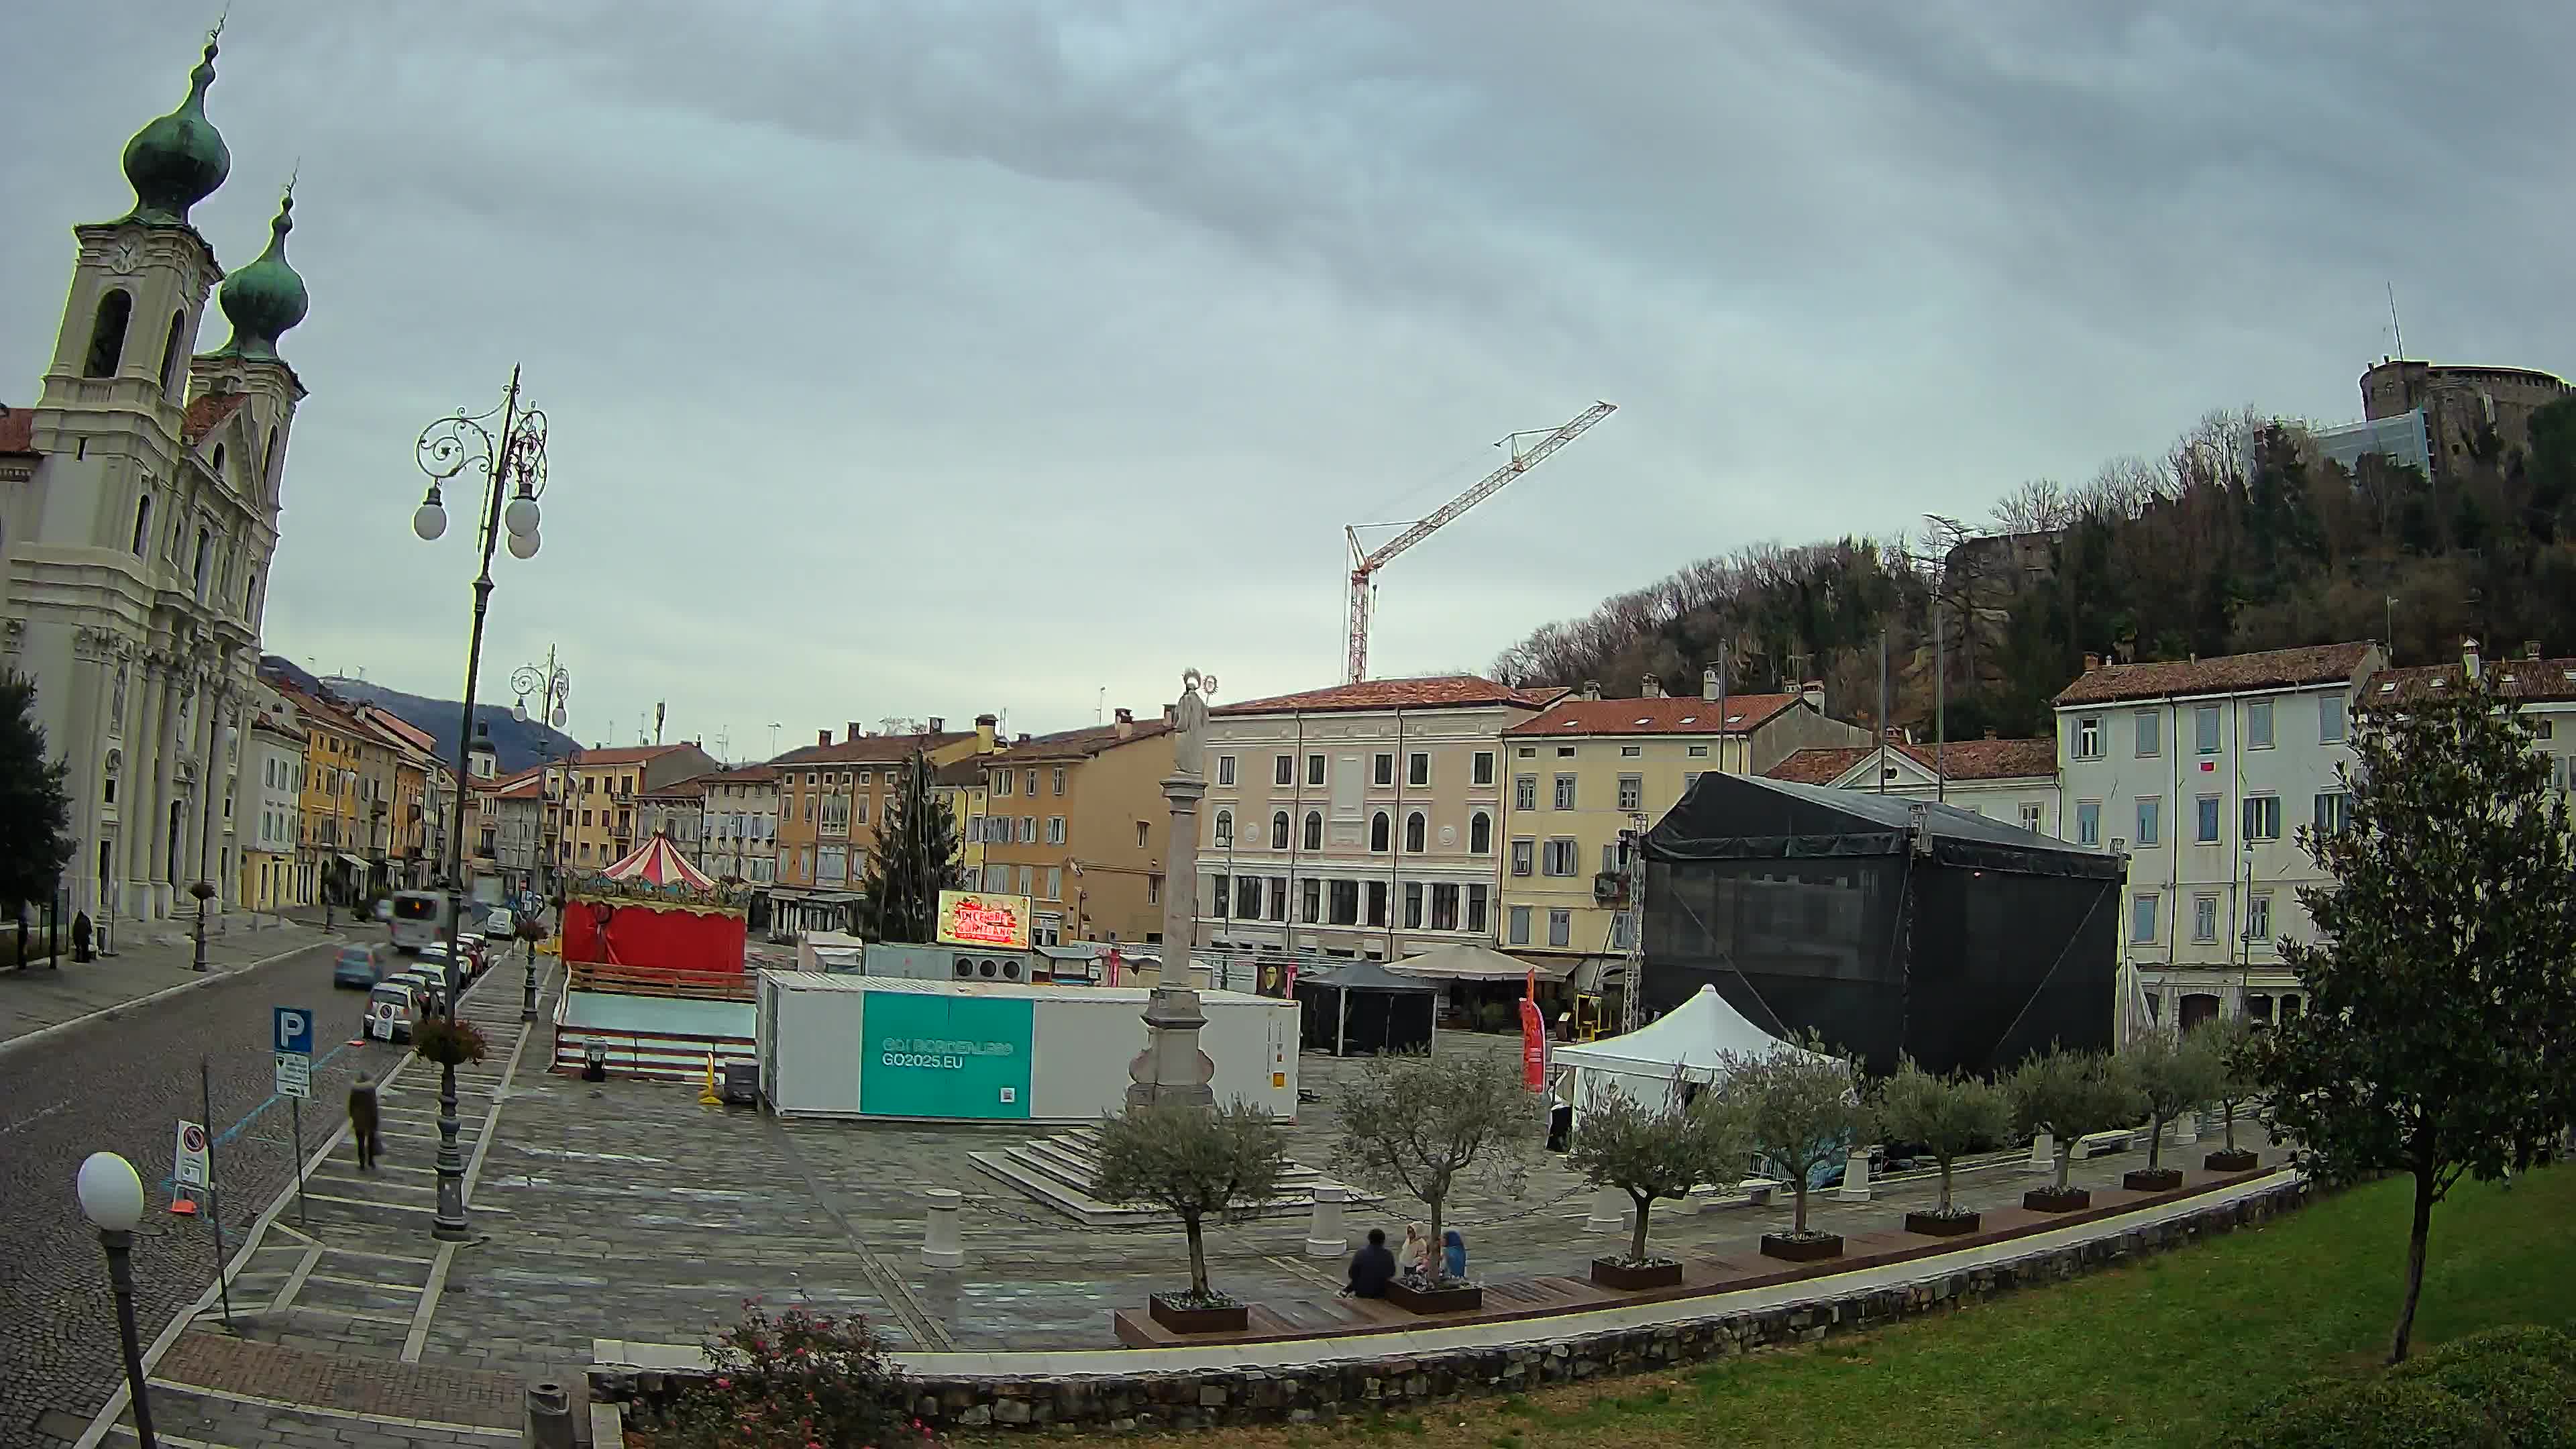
[1641,772,2123,1077]
[1295,958,1438,1057]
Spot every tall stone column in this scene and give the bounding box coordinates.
[1159,770,1204,982]
[1127,670,1221,1113]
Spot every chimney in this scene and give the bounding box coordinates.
[1016,733,1032,745]
[1580,680,1603,701]
[1163,703,1177,724]
[2083,653,2101,672]
[1114,707,1134,738]
[928,716,946,733]
[1701,666,1720,702]
[2524,641,2542,660]
[2463,637,2481,681]
[1984,727,1998,739]
[817,729,833,747]
[1641,674,1664,698]
[847,720,863,742]
[975,713,997,752]
[1800,680,1824,712]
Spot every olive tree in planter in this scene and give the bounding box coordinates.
[1092,1099,1289,1335]
[2199,1015,2264,1172]
[2008,1045,2143,1212]
[2123,1026,2222,1191]
[1873,1057,2010,1236]
[1713,1034,1862,1263]
[1329,1049,1542,1313]
[1564,1075,1748,1289]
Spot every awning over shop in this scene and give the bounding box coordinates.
[336,853,370,873]
[1387,942,1576,982]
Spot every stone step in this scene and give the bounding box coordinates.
[968,1128,1373,1228]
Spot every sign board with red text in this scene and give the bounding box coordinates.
[936,891,1033,951]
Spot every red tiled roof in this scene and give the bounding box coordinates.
[1505,693,1803,737]
[697,764,783,784]
[769,731,973,767]
[182,392,249,445]
[637,775,710,798]
[2368,656,2576,705]
[572,743,698,767]
[989,719,1173,762]
[1214,675,1562,716]
[0,405,35,455]
[1764,737,2059,786]
[358,706,439,757]
[2052,643,2377,706]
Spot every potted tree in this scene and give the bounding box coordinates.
[1092,1099,1288,1334]
[2123,1026,2221,1191]
[2008,1045,2141,1212]
[1713,1034,1862,1263]
[1564,1074,1746,1289]
[1329,1050,1542,1313]
[1874,1057,2010,1236]
[2200,1016,2263,1172]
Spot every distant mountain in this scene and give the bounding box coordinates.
[292,669,580,776]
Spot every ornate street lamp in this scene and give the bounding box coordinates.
[76,1151,157,1448]
[411,366,549,1242]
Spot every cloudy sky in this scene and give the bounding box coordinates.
[8,2,2569,756]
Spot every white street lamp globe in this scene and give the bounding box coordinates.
[412,500,448,542]
[504,494,541,538]
[550,706,568,728]
[506,527,540,561]
[76,1151,145,1232]
[513,700,529,724]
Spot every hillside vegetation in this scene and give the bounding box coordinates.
[1493,397,2576,740]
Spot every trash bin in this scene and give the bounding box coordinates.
[720,1060,761,1107]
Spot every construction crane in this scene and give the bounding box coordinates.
[1343,400,1616,684]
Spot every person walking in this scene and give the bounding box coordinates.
[1442,1229,1467,1282]
[71,912,93,963]
[1344,1228,1397,1299]
[348,1075,384,1172]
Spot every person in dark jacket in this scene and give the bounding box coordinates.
[1442,1229,1467,1281]
[72,912,93,963]
[1345,1228,1397,1298]
[348,1076,384,1171]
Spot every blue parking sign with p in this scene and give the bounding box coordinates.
[274,1006,313,1056]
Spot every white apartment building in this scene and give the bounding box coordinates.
[2053,641,2383,1031]
[2373,639,2576,792]
[1195,676,1558,963]
[1766,734,2061,833]
[240,696,304,912]
[698,765,780,886]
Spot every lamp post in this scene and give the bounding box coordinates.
[411,366,549,1242]
[511,653,570,1024]
[76,1151,158,1449]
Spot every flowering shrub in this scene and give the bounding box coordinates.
[410,1017,489,1068]
[641,1301,925,1449]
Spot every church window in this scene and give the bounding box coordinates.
[130,494,153,555]
[262,426,278,494]
[193,527,212,596]
[85,290,132,377]
[211,443,225,481]
[156,311,186,394]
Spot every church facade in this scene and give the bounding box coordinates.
[0,30,312,930]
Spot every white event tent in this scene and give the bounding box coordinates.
[1554,984,1841,1124]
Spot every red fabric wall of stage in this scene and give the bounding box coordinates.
[561,900,746,975]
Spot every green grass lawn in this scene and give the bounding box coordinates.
[1162,1165,2575,1449]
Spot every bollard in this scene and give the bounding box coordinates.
[2172,1110,2199,1146]
[1584,1185,1628,1234]
[1303,1183,1348,1258]
[922,1187,965,1269]
[2024,1130,2055,1173]
[525,1381,574,1449]
[1835,1146,1872,1202]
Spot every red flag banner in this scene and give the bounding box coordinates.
[1519,968,1547,1091]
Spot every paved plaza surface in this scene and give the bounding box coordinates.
[68,959,2286,1449]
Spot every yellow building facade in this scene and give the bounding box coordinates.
[973,711,1173,947]
[769,720,992,935]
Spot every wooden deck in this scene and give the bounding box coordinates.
[1112,1163,2280,1348]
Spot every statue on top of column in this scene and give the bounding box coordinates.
[1172,667,1216,778]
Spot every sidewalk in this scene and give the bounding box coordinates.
[0,914,338,1051]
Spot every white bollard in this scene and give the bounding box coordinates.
[1585,1185,1629,1234]
[2025,1130,2055,1173]
[1303,1184,1349,1258]
[1835,1146,1873,1201]
[2171,1111,2199,1146]
[921,1187,965,1269]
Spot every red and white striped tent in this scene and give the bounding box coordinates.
[596,833,716,892]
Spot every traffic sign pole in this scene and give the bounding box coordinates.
[201,1057,233,1328]
[290,1097,308,1230]
[274,1007,315,1232]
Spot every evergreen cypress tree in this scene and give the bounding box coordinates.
[857,749,964,943]
[1,669,77,957]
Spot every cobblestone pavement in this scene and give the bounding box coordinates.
[0,924,427,1448]
[1,915,337,1048]
[72,977,2284,1446]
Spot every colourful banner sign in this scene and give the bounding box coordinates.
[936,890,1032,950]
[1519,969,1548,1091]
[859,991,1034,1120]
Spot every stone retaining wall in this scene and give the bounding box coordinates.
[596,1179,2310,1434]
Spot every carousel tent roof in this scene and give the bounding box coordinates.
[598,833,716,891]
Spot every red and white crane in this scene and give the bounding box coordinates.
[1343,400,1617,684]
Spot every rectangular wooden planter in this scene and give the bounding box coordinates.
[1759,1232,1843,1263]
[2204,1148,2260,1173]
[1590,1256,1684,1291]
[1904,1210,1981,1236]
[2123,1167,2185,1193]
[2024,1186,2092,1213]
[1383,1278,1484,1314]
[1147,1294,1249,1335]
